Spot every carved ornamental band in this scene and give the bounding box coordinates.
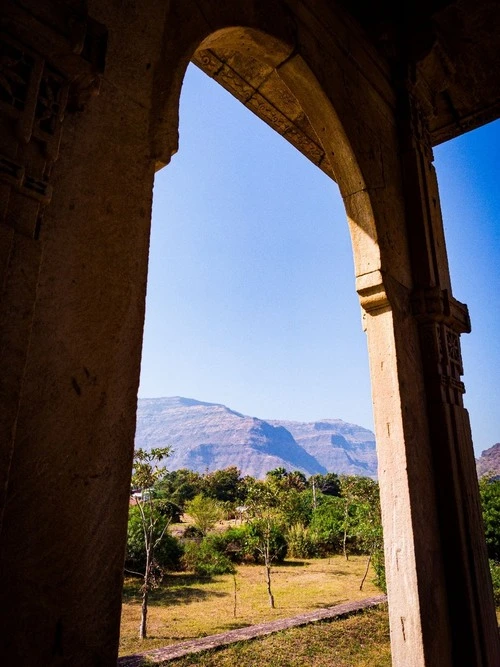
[0,2,106,238]
[412,287,470,406]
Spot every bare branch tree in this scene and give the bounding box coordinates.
[130,447,172,640]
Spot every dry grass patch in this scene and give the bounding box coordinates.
[119,556,380,657]
[164,606,391,666]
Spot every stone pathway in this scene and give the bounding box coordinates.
[118,594,387,666]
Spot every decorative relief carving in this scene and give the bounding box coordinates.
[0,37,33,112]
[192,47,334,183]
[445,328,461,365]
[216,64,255,103]
[35,66,68,141]
[283,126,323,166]
[246,92,291,135]
[0,5,106,238]
[412,287,469,405]
[192,50,223,78]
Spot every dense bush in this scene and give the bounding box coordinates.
[182,538,235,577]
[279,489,315,527]
[196,525,288,565]
[126,504,183,573]
[309,496,345,554]
[245,521,288,563]
[480,479,500,561]
[372,548,386,592]
[286,524,318,559]
[182,524,204,539]
[489,560,500,605]
[206,525,253,563]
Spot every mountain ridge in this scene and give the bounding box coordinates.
[135,396,378,478]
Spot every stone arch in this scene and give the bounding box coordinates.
[2,1,498,664]
[148,12,473,665]
[150,17,439,666]
[154,22,390,295]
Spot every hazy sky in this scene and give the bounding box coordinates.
[139,64,499,456]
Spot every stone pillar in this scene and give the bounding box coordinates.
[0,2,158,665]
[400,89,500,665]
[358,269,454,666]
[357,89,500,665]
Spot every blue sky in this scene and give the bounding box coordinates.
[139,64,499,456]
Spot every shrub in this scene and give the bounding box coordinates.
[182,524,204,540]
[286,523,318,559]
[489,560,500,605]
[182,538,235,577]
[207,525,252,563]
[309,496,345,555]
[480,479,500,561]
[245,522,288,563]
[372,547,386,592]
[126,505,183,573]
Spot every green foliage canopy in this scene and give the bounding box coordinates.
[479,478,500,561]
[185,494,224,535]
[126,505,183,572]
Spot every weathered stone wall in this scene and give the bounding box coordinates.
[1,1,169,663]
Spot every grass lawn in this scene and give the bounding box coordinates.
[165,605,392,667]
[119,555,381,657]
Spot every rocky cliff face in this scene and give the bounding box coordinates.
[476,442,500,478]
[268,418,378,477]
[135,397,378,478]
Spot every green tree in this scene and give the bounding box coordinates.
[126,505,182,573]
[279,488,315,527]
[352,480,383,590]
[265,468,307,493]
[202,466,245,505]
[489,560,500,605]
[309,494,345,553]
[285,470,307,491]
[130,447,173,640]
[245,482,285,608]
[309,472,341,500]
[479,477,500,561]
[185,494,224,535]
[338,475,377,560]
[156,468,203,511]
[265,467,288,489]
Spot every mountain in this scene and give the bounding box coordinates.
[135,397,378,479]
[268,419,378,477]
[476,443,500,478]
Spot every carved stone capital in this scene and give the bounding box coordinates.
[357,270,412,319]
[411,287,470,334]
[356,271,389,314]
